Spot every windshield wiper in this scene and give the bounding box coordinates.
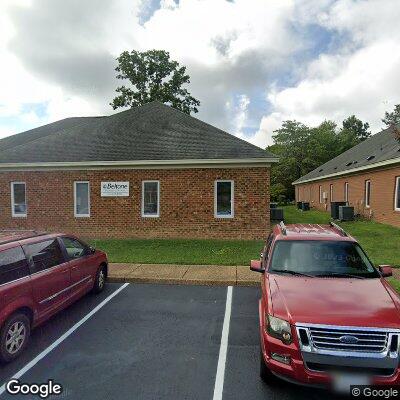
[270,269,315,278]
[316,272,366,279]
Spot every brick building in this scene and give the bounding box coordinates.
[0,102,277,239]
[293,126,400,227]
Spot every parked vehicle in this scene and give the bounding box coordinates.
[251,222,399,392]
[0,231,108,362]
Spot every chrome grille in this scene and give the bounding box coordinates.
[308,326,388,353]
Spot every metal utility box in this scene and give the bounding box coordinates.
[271,208,284,221]
[339,206,354,221]
[331,201,347,220]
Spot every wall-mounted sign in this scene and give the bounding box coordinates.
[101,182,129,197]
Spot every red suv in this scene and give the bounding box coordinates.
[0,231,108,362]
[251,222,399,392]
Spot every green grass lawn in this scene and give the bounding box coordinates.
[89,238,263,266]
[89,205,399,268]
[282,205,400,267]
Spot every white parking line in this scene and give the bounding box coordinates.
[212,286,233,400]
[0,283,129,396]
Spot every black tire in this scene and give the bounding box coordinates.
[260,349,276,384]
[0,313,31,363]
[93,264,107,294]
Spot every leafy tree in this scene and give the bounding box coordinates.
[337,116,370,154]
[341,115,370,141]
[267,116,370,201]
[382,104,400,127]
[110,49,200,114]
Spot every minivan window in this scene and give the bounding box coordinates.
[0,246,29,285]
[60,237,88,260]
[270,240,380,278]
[25,239,64,273]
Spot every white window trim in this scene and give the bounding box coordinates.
[214,180,234,219]
[319,185,322,204]
[345,182,349,203]
[11,181,27,218]
[74,181,90,218]
[365,180,371,208]
[395,177,400,212]
[142,180,160,218]
[330,184,333,202]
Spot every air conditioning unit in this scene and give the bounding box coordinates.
[301,202,310,211]
[339,206,354,221]
[331,201,347,220]
[270,208,284,221]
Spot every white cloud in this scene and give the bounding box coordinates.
[1,0,400,149]
[257,0,400,146]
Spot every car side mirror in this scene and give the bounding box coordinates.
[379,265,393,277]
[250,260,265,273]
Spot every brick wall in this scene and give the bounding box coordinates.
[0,167,270,240]
[295,165,400,227]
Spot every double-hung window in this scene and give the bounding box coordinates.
[319,185,322,204]
[395,177,400,211]
[365,180,371,208]
[330,184,333,202]
[215,180,234,218]
[74,181,90,217]
[142,181,160,217]
[344,182,349,203]
[11,182,27,217]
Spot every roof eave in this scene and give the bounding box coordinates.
[292,156,400,185]
[0,157,279,171]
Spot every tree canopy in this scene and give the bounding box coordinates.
[267,116,371,202]
[110,49,200,114]
[382,104,400,127]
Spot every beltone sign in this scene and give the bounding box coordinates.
[101,182,129,197]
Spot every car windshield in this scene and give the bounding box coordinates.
[269,240,380,278]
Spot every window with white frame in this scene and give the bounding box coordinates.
[319,185,322,204]
[215,180,234,218]
[330,184,333,202]
[11,182,27,217]
[365,180,371,208]
[395,177,400,211]
[345,182,349,203]
[74,181,90,217]
[142,181,160,217]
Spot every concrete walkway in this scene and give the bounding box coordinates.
[108,263,260,286]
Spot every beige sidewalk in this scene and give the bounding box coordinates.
[108,263,260,286]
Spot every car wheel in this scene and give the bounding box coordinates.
[0,313,31,363]
[260,349,276,384]
[93,265,107,294]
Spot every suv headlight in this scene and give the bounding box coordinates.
[267,315,292,344]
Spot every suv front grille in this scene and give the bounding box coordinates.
[308,326,388,353]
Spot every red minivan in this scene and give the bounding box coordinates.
[0,230,108,362]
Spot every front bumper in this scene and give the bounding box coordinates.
[258,302,400,387]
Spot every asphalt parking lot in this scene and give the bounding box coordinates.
[0,283,340,399]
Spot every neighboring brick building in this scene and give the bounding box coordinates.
[293,126,400,227]
[0,102,277,239]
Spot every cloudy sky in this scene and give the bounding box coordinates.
[0,0,399,148]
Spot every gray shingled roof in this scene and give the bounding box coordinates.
[0,102,275,164]
[293,126,400,184]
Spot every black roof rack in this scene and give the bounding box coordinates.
[329,222,347,237]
